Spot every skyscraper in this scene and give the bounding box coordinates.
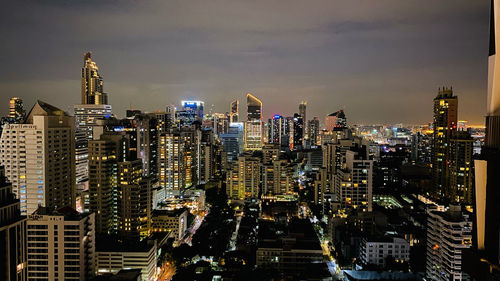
[293,113,304,150]
[81,52,108,105]
[325,110,346,131]
[74,104,112,187]
[0,101,76,215]
[431,87,458,199]
[466,1,500,278]
[308,117,320,147]
[0,166,27,281]
[245,93,263,150]
[299,101,307,144]
[230,99,239,123]
[268,115,282,144]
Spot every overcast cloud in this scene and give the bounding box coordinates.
[0,0,490,124]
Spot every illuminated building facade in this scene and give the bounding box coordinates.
[308,117,320,147]
[27,207,96,281]
[0,101,76,216]
[88,132,130,234]
[465,1,500,278]
[158,130,185,191]
[426,206,471,281]
[74,104,112,187]
[81,52,108,105]
[268,115,282,144]
[431,87,457,199]
[245,93,263,150]
[325,110,346,131]
[177,100,204,127]
[299,101,307,143]
[448,131,474,204]
[334,149,373,212]
[293,113,304,150]
[8,97,25,122]
[230,99,239,123]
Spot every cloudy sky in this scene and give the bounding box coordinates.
[0,0,490,125]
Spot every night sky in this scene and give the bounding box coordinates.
[0,0,490,125]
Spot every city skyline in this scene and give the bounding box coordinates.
[0,0,490,124]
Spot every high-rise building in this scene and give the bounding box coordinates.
[8,97,25,122]
[268,115,282,144]
[117,160,153,238]
[230,100,239,123]
[227,152,261,200]
[245,93,263,150]
[158,130,185,191]
[448,131,474,204]
[308,117,320,147]
[333,148,373,212]
[177,101,204,127]
[426,206,472,281]
[465,1,500,278]
[431,87,458,199]
[325,110,346,131]
[299,101,307,143]
[27,207,96,281]
[88,131,130,234]
[293,113,304,150]
[220,122,244,163]
[0,166,27,281]
[81,52,108,105]
[0,101,76,215]
[74,104,112,187]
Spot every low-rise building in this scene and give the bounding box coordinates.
[151,208,188,241]
[96,239,157,281]
[360,236,410,267]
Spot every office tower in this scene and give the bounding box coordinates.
[81,52,108,105]
[88,132,130,234]
[299,101,307,143]
[220,122,244,164]
[177,100,204,127]
[308,117,320,147]
[245,93,263,150]
[426,206,472,281]
[268,115,282,144]
[74,104,112,187]
[466,1,500,278]
[230,99,239,123]
[448,131,474,204]
[158,130,185,191]
[325,110,347,131]
[293,113,304,150]
[333,148,373,212]
[431,87,458,198]
[0,166,27,281]
[27,207,96,281]
[0,101,76,215]
[8,97,25,122]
